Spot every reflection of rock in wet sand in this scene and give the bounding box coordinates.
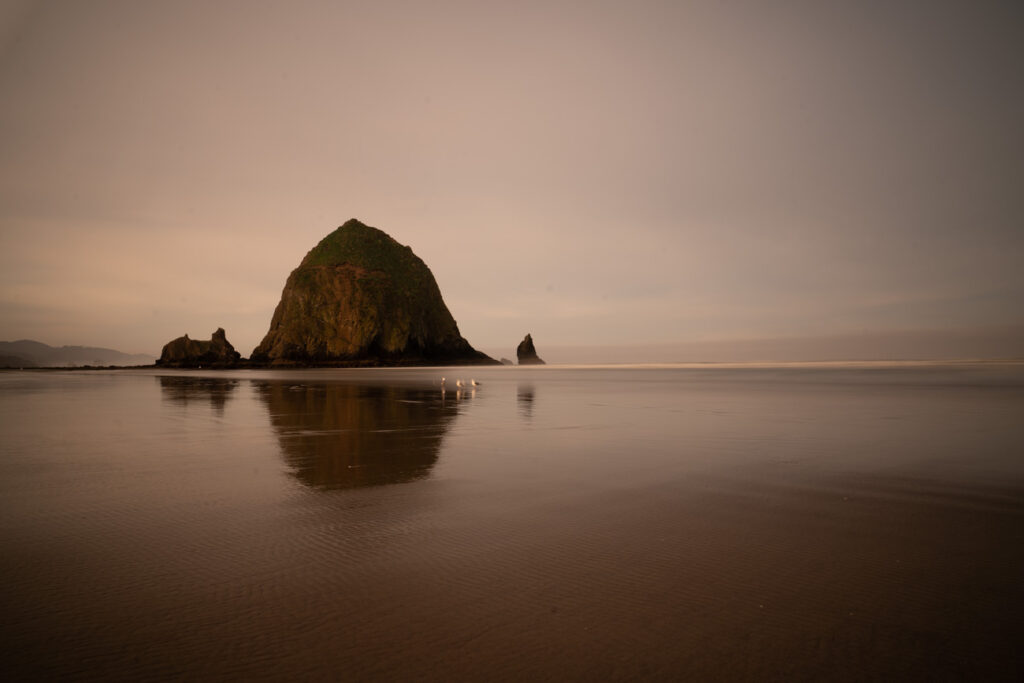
[517,383,535,420]
[256,383,461,490]
[158,376,239,414]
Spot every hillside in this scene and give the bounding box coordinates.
[0,340,156,367]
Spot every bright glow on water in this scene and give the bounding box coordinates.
[2,364,1023,680]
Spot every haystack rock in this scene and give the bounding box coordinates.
[516,333,546,365]
[251,219,497,366]
[157,328,241,367]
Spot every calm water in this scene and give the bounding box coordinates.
[1,364,1023,681]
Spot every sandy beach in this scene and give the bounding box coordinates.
[1,364,1022,680]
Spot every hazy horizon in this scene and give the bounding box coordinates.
[2,1,1022,360]
[4,323,1024,365]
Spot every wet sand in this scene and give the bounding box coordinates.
[1,364,1022,680]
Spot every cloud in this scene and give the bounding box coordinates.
[1,0,1022,358]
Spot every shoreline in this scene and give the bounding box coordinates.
[4,357,1024,372]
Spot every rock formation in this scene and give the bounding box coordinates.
[251,219,497,366]
[157,328,241,368]
[516,333,546,365]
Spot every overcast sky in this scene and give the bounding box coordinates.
[1,0,1022,361]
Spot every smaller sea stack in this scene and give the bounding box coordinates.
[516,333,546,365]
[157,328,241,368]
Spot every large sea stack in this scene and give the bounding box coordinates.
[251,219,497,366]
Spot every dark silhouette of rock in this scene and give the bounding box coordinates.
[251,219,498,366]
[517,333,546,365]
[157,328,241,368]
[499,357,515,366]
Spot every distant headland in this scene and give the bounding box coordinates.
[0,340,155,368]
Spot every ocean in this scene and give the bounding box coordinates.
[2,363,1023,680]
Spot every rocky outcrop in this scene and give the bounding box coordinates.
[251,219,498,366]
[157,328,241,368]
[516,333,546,365]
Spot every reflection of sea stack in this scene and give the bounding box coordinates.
[157,328,241,368]
[516,333,546,365]
[158,376,239,414]
[251,219,498,366]
[517,383,535,419]
[256,383,459,489]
